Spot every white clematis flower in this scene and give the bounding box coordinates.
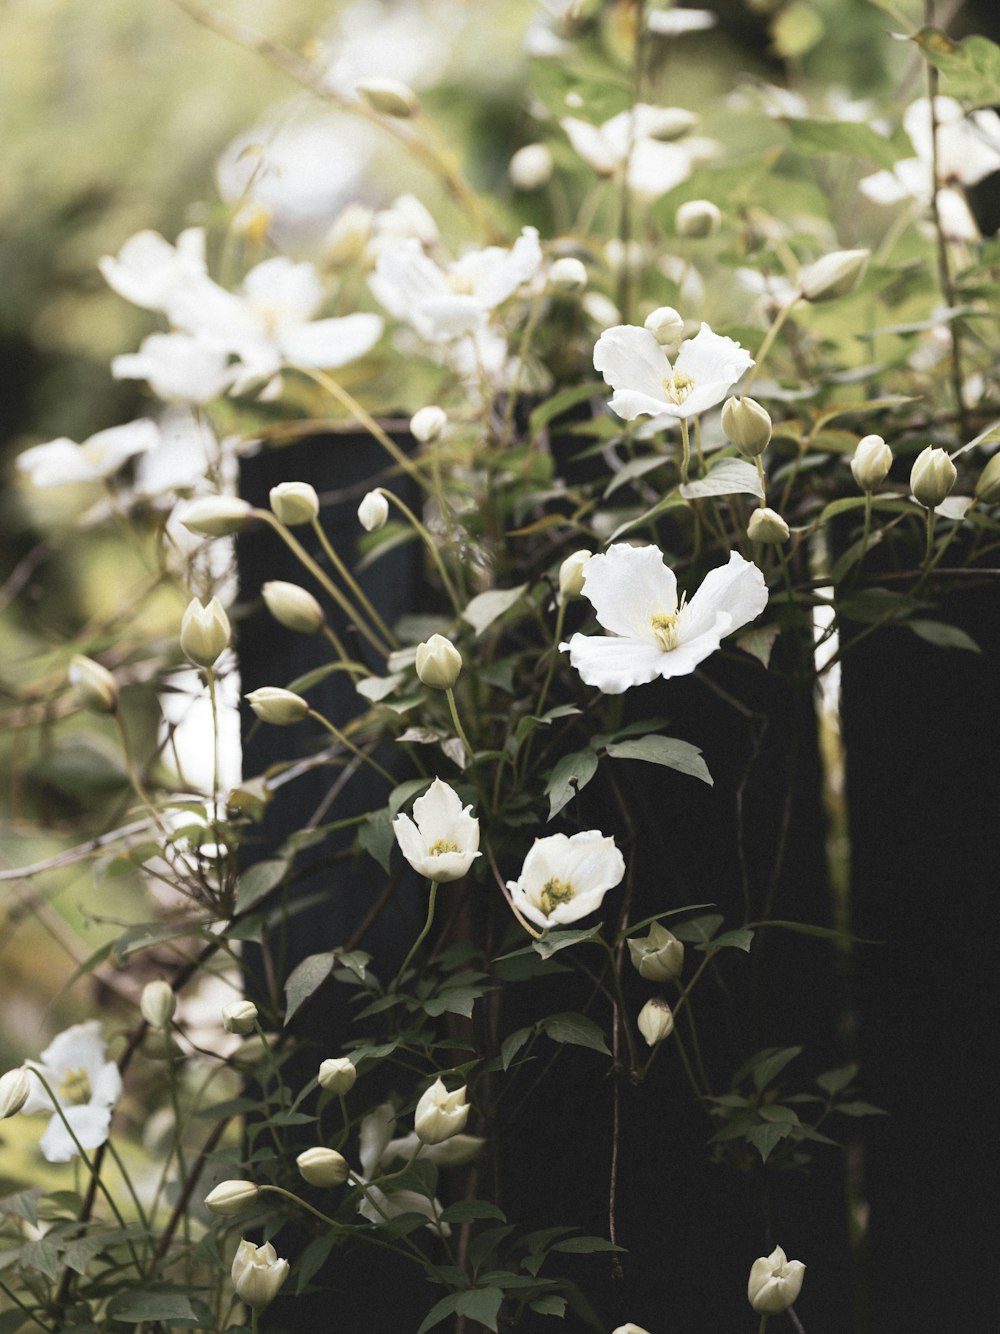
[23,1021,123,1163]
[112,332,235,404]
[594,322,753,421]
[17,420,159,488]
[562,544,768,694]
[507,830,626,929]
[392,778,481,882]
[562,104,716,198]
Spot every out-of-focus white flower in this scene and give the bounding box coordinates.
[321,0,459,100]
[799,249,869,302]
[358,490,390,531]
[594,322,753,421]
[0,1069,30,1120]
[509,143,554,190]
[17,420,159,489]
[975,452,1000,504]
[562,545,768,694]
[356,77,419,117]
[355,1102,452,1234]
[178,496,253,538]
[68,655,118,714]
[558,549,592,603]
[99,228,208,311]
[231,1238,289,1310]
[410,405,448,442]
[23,1022,122,1163]
[392,778,480,882]
[368,193,440,256]
[112,332,234,404]
[676,199,721,238]
[647,6,717,36]
[140,980,176,1030]
[414,1078,470,1144]
[562,104,715,198]
[325,202,375,266]
[507,830,625,929]
[381,1128,484,1169]
[747,1245,805,1314]
[548,256,588,292]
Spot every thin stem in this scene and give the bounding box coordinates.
[307,709,395,784]
[321,621,355,666]
[758,1315,769,1334]
[251,1309,260,1334]
[311,517,399,649]
[693,414,706,474]
[377,489,462,615]
[744,298,799,390]
[445,687,474,764]
[296,366,426,484]
[390,880,439,991]
[923,508,936,568]
[755,455,767,505]
[680,417,691,485]
[114,712,168,836]
[601,939,639,1075]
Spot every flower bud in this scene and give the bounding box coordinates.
[0,1068,30,1120]
[180,596,231,668]
[325,202,374,266]
[296,1146,350,1187]
[178,495,253,537]
[675,199,721,238]
[748,1245,805,1314]
[68,655,118,714]
[222,1000,258,1035]
[204,1180,260,1216]
[232,1238,290,1310]
[269,481,319,526]
[140,979,176,1030]
[644,305,684,350]
[415,634,462,690]
[637,997,674,1046]
[851,434,893,492]
[627,922,684,983]
[414,1078,470,1145]
[262,581,324,634]
[799,248,869,302]
[974,452,1000,504]
[548,257,588,293]
[612,1326,654,1334]
[318,1056,357,1094]
[358,490,390,532]
[747,507,790,544]
[356,77,419,118]
[245,687,309,726]
[410,405,447,443]
[558,549,592,603]
[722,396,772,456]
[910,445,957,508]
[509,143,554,190]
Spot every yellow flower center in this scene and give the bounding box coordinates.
[429,839,460,856]
[540,877,575,915]
[661,370,694,406]
[650,611,680,652]
[59,1067,92,1106]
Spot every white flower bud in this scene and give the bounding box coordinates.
[910,445,957,508]
[140,980,176,1030]
[204,1180,260,1216]
[612,1326,654,1334]
[318,1056,358,1094]
[232,1238,290,1310]
[851,434,893,492]
[548,257,588,293]
[410,406,447,443]
[415,634,462,690]
[358,490,390,532]
[975,452,1000,504]
[509,143,554,190]
[178,495,253,537]
[748,1245,805,1314]
[643,305,685,351]
[747,507,790,544]
[637,997,674,1046]
[0,1068,30,1120]
[269,481,319,526]
[558,549,592,603]
[414,1078,470,1145]
[356,77,419,118]
[68,655,118,714]
[722,396,772,456]
[180,596,231,668]
[222,1000,258,1035]
[675,199,721,238]
[296,1146,350,1187]
[324,202,374,266]
[245,687,309,726]
[627,922,684,983]
[262,581,325,634]
[799,248,869,302]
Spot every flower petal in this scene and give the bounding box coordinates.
[594,325,669,405]
[681,550,768,639]
[562,633,666,694]
[581,543,677,639]
[37,1020,109,1080]
[39,1104,113,1163]
[280,312,383,368]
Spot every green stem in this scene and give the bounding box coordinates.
[307,709,395,784]
[680,417,691,485]
[114,712,168,837]
[693,414,705,475]
[378,490,462,616]
[923,507,936,569]
[744,298,799,390]
[755,455,767,506]
[601,939,639,1075]
[311,517,399,649]
[445,687,474,764]
[251,1309,260,1334]
[321,621,356,668]
[758,1315,769,1334]
[858,491,873,575]
[295,366,428,486]
[390,880,439,991]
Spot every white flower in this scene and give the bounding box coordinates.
[231,1238,290,1310]
[392,778,480,882]
[17,420,159,488]
[562,544,768,694]
[647,7,717,36]
[112,332,234,404]
[594,323,753,421]
[99,227,208,311]
[747,1245,806,1314]
[413,1078,470,1145]
[561,104,715,198]
[23,1021,122,1163]
[355,1103,452,1235]
[506,830,625,929]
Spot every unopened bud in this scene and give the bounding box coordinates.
[851,434,893,492]
[262,581,324,634]
[318,1056,357,1094]
[204,1180,260,1216]
[357,77,419,118]
[627,922,684,983]
[558,549,592,603]
[747,507,790,544]
[269,481,319,526]
[415,634,462,690]
[910,445,957,509]
[509,143,554,190]
[222,1000,258,1035]
[358,490,389,532]
[644,305,685,351]
[637,997,674,1046]
[414,1078,470,1145]
[675,199,721,238]
[0,1068,30,1120]
[232,1239,290,1310]
[548,257,588,293]
[178,495,253,537]
[140,980,176,1030]
[296,1146,350,1187]
[410,406,447,443]
[722,396,772,456]
[974,452,1000,504]
[180,596,231,668]
[799,248,869,302]
[612,1326,654,1334]
[245,687,309,726]
[325,203,374,266]
[748,1245,806,1315]
[68,655,118,714]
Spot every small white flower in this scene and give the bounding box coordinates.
[647,7,717,36]
[561,544,768,694]
[231,1238,290,1310]
[392,778,481,882]
[17,421,159,488]
[99,227,208,311]
[410,405,448,442]
[507,830,625,929]
[112,332,234,404]
[413,1078,470,1145]
[561,104,715,198]
[747,1245,806,1314]
[594,322,753,421]
[23,1021,123,1163]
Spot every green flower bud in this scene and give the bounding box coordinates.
[356,77,419,118]
[415,634,462,690]
[637,997,674,1046]
[140,980,176,1030]
[204,1180,260,1216]
[296,1147,350,1187]
[851,434,893,492]
[180,597,231,668]
[747,507,790,544]
[910,446,957,509]
[722,396,772,457]
[974,452,1000,504]
[245,687,309,726]
[318,1056,357,1094]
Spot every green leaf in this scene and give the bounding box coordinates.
[750,918,881,945]
[532,926,603,960]
[736,623,780,669]
[835,1100,887,1117]
[551,1235,624,1254]
[455,1288,504,1332]
[441,1201,507,1224]
[606,491,687,542]
[907,619,980,653]
[530,1295,567,1317]
[0,1312,30,1334]
[787,117,898,170]
[912,27,1000,108]
[105,1292,200,1323]
[359,806,394,872]
[751,1046,803,1092]
[605,735,712,786]
[236,859,287,912]
[501,1027,533,1070]
[746,1120,794,1163]
[545,748,599,819]
[296,1233,338,1293]
[708,928,754,953]
[541,1012,611,1056]
[817,1063,859,1096]
[604,453,672,497]
[673,913,725,946]
[0,1190,40,1226]
[463,585,529,635]
[416,1293,464,1334]
[680,458,763,501]
[529,382,601,439]
[388,778,432,817]
[284,952,337,1023]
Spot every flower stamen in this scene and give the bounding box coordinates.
[539,877,575,915]
[650,611,680,652]
[661,369,694,405]
[428,838,460,856]
[58,1067,92,1105]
